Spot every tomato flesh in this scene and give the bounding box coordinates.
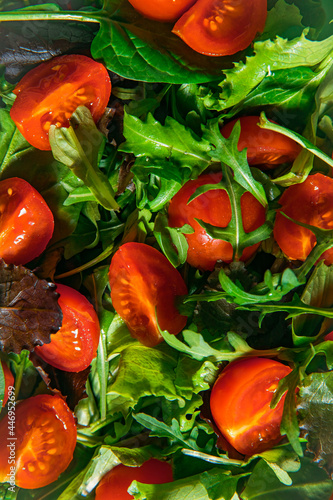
[273,173,333,264]
[221,116,302,168]
[108,242,188,347]
[172,0,267,56]
[127,0,197,22]
[35,284,100,372]
[168,173,266,271]
[95,458,173,500]
[1,360,14,407]
[210,357,292,455]
[0,394,77,489]
[10,54,111,150]
[0,177,54,265]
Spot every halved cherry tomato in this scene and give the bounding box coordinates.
[35,284,100,372]
[1,360,14,407]
[221,116,302,169]
[95,458,173,500]
[172,0,267,56]
[325,331,333,341]
[210,357,292,456]
[10,54,111,150]
[0,177,54,265]
[168,173,266,271]
[0,393,77,489]
[127,0,197,22]
[273,173,333,264]
[108,242,188,347]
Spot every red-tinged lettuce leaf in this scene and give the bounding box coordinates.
[0,261,62,353]
[30,353,90,411]
[297,371,333,477]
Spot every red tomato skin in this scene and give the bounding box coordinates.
[325,331,333,341]
[168,173,266,271]
[210,357,292,456]
[108,242,188,347]
[35,284,100,372]
[0,394,77,489]
[172,0,267,56]
[10,54,111,150]
[221,116,302,169]
[0,177,54,265]
[127,0,197,22]
[1,360,14,407]
[273,173,333,264]
[95,458,173,500]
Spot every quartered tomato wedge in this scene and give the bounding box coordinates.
[0,394,77,489]
[172,0,267,56]
[221,116,302,168]
[127,0,197,22]
[95,459,173,500]
[108,242,188,347]
[35,284,100,372]
[274,173,333,264]
[10,54,111,150]
[168,173,266,271]
[0,177,54,265]
[1,360,14,407]
[210,357,292,456]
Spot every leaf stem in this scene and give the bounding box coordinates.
[0,10,103,24]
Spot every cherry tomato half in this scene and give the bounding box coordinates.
[0,177,54,265]
[95,458,173,500]
[127,0,197,22]
[35,284,100,372]
[172,0,267,56]
[210,357,292,456]
[108,242,188,347]
[221,116,302,169]
[0,394,77,489]
[10,54,111,150]
[273,173,333,264]
[168,173,266,271]
[325,331,333,341]
[1,360,14,407]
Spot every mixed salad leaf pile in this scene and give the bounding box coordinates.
[0,0,333,498]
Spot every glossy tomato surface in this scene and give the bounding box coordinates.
[127,0,197,22]
[10,54,111,150]
[273,173,333,264]
[210,357,292,456]
[168,173,266,270]
[172,0,267,56]
[109,242,188,347]
[35,284,100,372]
[0,177,54,265]
[1,360,14,407]
[221,116,302,168]
[95,458,173,500]
[0,394,77,489]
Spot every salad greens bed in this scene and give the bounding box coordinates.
[0,0,333,498]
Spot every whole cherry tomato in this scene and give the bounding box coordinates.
[0,393,77,489]
[221,116,302,169]
[0,177,54,265]
[210,357,292,456]
[95,458,173,500]
[10,54,111,150]
[1,360,14,407]
[108,242,188,347]
[127,0,197,22]
[273,173,333,264]
[172,0,267,56]
[35,284,100,372]
[168,172,266,271]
